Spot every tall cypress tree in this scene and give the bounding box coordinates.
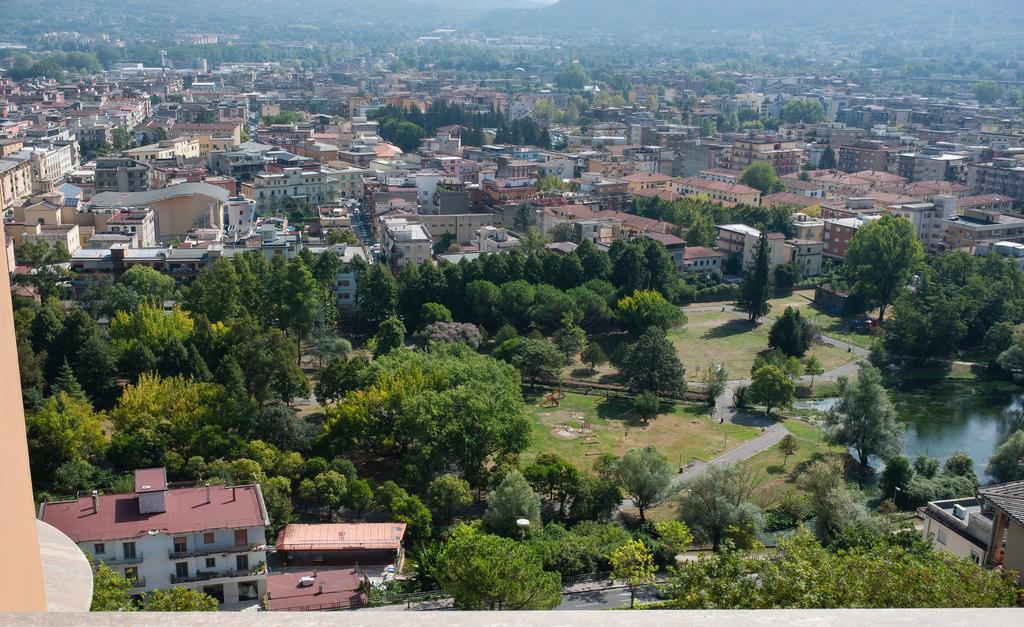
[737,232,772,323]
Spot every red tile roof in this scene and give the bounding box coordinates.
[276,523,407,553]
[39,485,267,543]
[266,569,365,611]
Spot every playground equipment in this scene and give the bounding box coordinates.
[539,388,566,408]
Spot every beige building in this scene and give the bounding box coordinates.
[124,136,202,162]
[785,239,823,277]
[920,498,991,566]
[88,183,228,240]
[675,177,761,207]
[0,158,32,210]
[380,217,432,269]
[716,224,788,271]
[420,212,503,245]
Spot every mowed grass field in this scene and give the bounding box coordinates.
[667,309,859,382]
[523,391,760,471]
[738,418,846,505]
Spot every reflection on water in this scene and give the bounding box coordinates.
[797,380,1024,480]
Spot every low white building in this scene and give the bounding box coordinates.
[40,468,270,607]
[106,208,157,248]
[919,497,991,565]
[224,196,257,241]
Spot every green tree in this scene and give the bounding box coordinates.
[686,211,718,248]
[778,434,798,466]
[738,161,781,195]
[313,470,347,522]
[483,470,542,537]
[493,337,566,383]
[987,430,1024,482]
[343,478,374,519]
[615,289,685,336]
[419,302,453,328]
[654,520,695,555]
[844,214,924,324]
[25,392,106,486]
[736,232,772,323]
[880,455,914,502]
[747,365,794,417]
[523,453,581,517]
[633,391,660,423]
[392,494,433,541]
[553,312,587,359]
[973,80,1003,105]
[780,98,826,124]
[805,355,824,387]
[610,539,656,608]
[427,474,473,525]
[621,326,686,396]
[679,464,764,551]
[580,340,608,372]
[943,452,978,484]
[799,458,874,544]
[914,455,941,479]
[701,364,729,407]
[554,63,590,90]
[357,264,398,328]
[825,365,903,468]
[315,356,368,405]
[438,526,561,610]
[143,587,218,611]
[819,145,837,170]
[768,307,816,357]
[373,315,406,356]
[90,562,135,611]
[615,445,673,524]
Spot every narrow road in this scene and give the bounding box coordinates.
[557,585,661,610]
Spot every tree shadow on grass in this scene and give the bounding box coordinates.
[702,319,758,340]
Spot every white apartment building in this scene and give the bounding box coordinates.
[106,208,158,248]
[380,217,432,269]
[40,468,270,607]
[305,243,372,308]
[245,166,341,213]
[886,196,956,254]
[919,498,991,565]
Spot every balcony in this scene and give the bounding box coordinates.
[103,552,144,565]
[169,544,263,559]
[170,569,247,584]
[131,577,147,589]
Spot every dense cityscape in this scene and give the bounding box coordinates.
[2,0,1024,617]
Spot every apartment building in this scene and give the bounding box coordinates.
[8,143,78,185]
[675,177,761,207]
[94,157,151,194]
[244,166,340,213]
[897,149,968,182]
[124,137,202,162]
[380,217,432,269]
[785,239,823,277]
[943,207,1024,251]
[0,158,32,210]
[823,214,880,259]
[967,158,1024,205]
[728,134,803,175]
[717,223,788,270]
[624,172,674,194]
[887,197,956,253]
[39,468,270,606]
[304,243,371,309]
[837,140,898,174]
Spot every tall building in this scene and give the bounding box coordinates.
[967,158,1024,204]
[728,134,803,175]
[40,468,270,607]
[94,157,151,194]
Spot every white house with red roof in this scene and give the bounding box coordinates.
[39,468,270,607]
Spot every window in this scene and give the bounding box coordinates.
[203,532,215,545]
[234,529,248,547]
[93,543,105,555]
[206,558,216,569]
[123,542,137,559]
[173,537,187,553]
[936,529,948,545]
[236,554,249,572]
[175,562,189,579]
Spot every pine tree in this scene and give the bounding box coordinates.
[819,145,837,170]
[52,359,86,399]
[736,232,772,323]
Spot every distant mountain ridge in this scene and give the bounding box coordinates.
[482,0,1024,38]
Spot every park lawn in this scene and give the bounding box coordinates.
[739,418,845,505]
[667,310,858,382]
[523,391,760,471]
